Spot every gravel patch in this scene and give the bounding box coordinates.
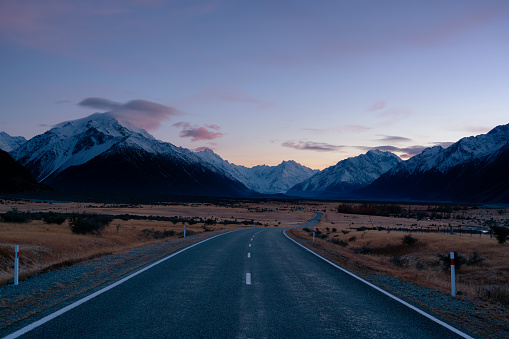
[369,274,508,339]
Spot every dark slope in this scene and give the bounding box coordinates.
[358,142,509,203]
[43,145,252,197]
[0,149,51,193]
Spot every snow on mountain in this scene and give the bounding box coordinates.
[391,123,509,175]
[0,132,26,152]
[195,149,318,194]
[286,150,401,198]
[360,123,509,203]
[10,112,200,182]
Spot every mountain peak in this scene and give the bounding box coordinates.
[0,132,27,152]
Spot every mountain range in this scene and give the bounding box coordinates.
[1,113,508,203]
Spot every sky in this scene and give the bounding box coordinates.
[0,0,508,170]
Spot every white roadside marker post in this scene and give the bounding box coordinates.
[450,252,456,297]
[313,231,315,241]
[184,224,186,238]
[14,245,19,286]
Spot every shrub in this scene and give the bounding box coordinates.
[142,229,175,239]
[467,251,485,266]
[68,213,113,235]
[402,234,418,246]
[348,236,357,242]
[490,225,509,244]
[329,238,348,247]
[389,255,408,268]
[1,209,32,223]
[437,251,467,271]
[352,246,373,254]
[41,212,67,225]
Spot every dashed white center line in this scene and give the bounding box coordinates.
[249,244,251,247]
[247,252,251,258]
[246,273,252,285]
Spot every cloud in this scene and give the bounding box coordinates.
[78,97,178,130]
[358,145,427,159]
[173,122,223,142]
[282,140,344,152]
[192,146,214,152]
[304,124,371,134]
[365,101,386,112]
[375,135,412,143]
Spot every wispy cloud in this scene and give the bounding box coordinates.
[78,97,178,130]
[365,101,386,112]
[173,122,223,142]
[375,135,412,143]
[304,124,371,134]
[282,140,344,152]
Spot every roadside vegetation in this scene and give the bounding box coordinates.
[290,202,509,309]
[0,199,310,286]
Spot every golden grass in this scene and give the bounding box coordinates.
[0,199,314,286]
[289,206,509,308]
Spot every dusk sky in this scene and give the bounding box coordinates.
[1,0,508,170]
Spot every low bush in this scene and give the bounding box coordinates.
[68,213,113,235]
[142,228,175,239]
[402,234,419,246]
[1,209,32,223]
[41,212,67,225]
[329,238,348,247]
[389,255,408,268]
[490,225,509,244]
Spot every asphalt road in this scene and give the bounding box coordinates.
[6,216,474,338]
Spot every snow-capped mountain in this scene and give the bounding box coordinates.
[10,113,251,196]
[387,123,509,176]
[360,123,509,203]
[286,150,401,198]
[196,149,318,194]
[0,132,26,152]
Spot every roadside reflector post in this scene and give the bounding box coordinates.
[313,231,315,241]
[184,224,186,238]
[450,252,456,297]
[14,245,19,286]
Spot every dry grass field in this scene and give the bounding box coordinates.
[1,198,508,311]
[288,202,509,309]
[0,198,312,286]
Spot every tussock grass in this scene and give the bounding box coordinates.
[290,204,509,308]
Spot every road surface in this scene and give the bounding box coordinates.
[5,215,474,338]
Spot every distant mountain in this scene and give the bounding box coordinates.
[10,113,251,196]
[196,149,318,194]
[0,132,26,152]
[286,150,401,198]
[360,124,509,203]
[0,149,50,194]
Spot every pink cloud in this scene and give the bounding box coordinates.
[79,97,178,130]
[282,140,344,152]
[193,146,214,152]
[365,101,386,112]
[173,122,223,142]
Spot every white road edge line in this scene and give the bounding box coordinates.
[246,273,252,285]
[283,230,475,339]
[4,230,242,339]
